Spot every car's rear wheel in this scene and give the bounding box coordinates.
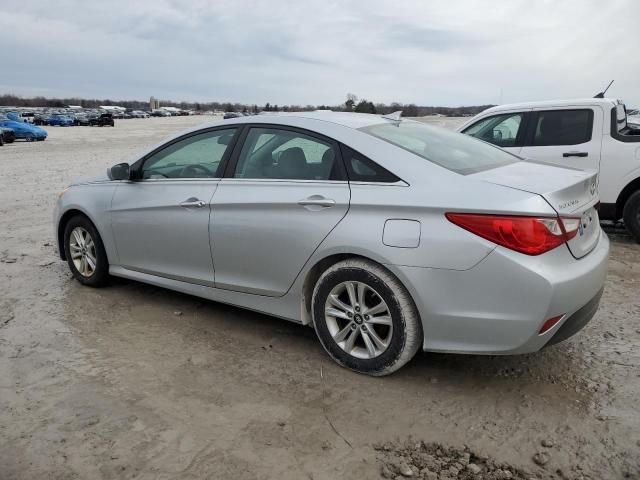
[63,215,109,287]
[312,259,422,376]
[623,190,640,243]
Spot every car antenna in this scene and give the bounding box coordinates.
[594,80,614,98]
[382,110,403,123]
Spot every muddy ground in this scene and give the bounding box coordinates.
[0,116,638,480]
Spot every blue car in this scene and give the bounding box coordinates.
[0,113,47,141]
[48,114,74,127]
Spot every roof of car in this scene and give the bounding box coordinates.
[482,97,619,114]
[229,111,390,129]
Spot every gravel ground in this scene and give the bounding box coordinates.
[0,117,638,479]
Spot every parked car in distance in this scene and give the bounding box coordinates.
[0,127,16,144]
[33,113,50,126]
[223,112,242,119]
[130,110,150,118]
[89,113,115,127]
[54,111,608,375]
[48,114,74,127]
[72,114,90,126]
[458,98,640,242]
[0,113,47,141]
[151,109,172,117]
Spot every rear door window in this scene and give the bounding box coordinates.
[233,127,340,180]
[530,109,593,146]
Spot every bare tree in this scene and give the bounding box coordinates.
[345,93,358,111]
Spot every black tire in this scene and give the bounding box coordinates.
[0,134,4,146]
[63,215,109,287]
[312,259,422,376]
[623,190,640,243]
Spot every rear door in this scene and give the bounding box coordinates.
[519,107,602,172]
[460,111,529,155]
[210,125,350,296]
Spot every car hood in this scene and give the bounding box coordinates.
[0,120,46,134]
[70,174,111,186]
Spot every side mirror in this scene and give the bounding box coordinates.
[107,162,130,181]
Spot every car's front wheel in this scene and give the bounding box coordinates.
[63,215,109,286]
[312,259,422,376]
[623,190,640,243]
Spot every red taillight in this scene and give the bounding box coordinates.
[539,315,564,334]
[446,213,579,256]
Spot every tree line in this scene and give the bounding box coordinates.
[0,93,494,117]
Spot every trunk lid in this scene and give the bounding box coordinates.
[472,160,600,258]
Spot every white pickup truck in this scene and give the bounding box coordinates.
[458,98,640,242]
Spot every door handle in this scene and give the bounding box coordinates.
[562,151,588,158]
[180,198,206,208]
[297,196,336,208]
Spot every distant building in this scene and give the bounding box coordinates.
[150,96,160,110]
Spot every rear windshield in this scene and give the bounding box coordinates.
[359,121,518,175]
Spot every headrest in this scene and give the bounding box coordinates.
[278,147,308,179]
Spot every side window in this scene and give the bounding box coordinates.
[532,109,593,146]
[340,146,400,183]
[234,128,339,180]
[142,128,236,179]
[463,113,524,147]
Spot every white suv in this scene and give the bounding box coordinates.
[458,98,640,242]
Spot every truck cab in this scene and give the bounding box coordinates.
[458,98,640,242]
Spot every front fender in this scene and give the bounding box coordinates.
[55,183,118,263]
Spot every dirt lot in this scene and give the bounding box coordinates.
[0,116,638,480]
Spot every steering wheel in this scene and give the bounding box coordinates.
[180,164,211,178]
[144,170,169,178]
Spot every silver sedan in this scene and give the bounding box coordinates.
[54,111,609,375]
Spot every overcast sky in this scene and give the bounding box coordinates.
[0,0,637,107]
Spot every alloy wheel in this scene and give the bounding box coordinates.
[69,227,97,277]
[324,281,393,359]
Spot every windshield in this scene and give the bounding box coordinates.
[359,120,519,175]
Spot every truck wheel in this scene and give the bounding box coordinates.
[623,190,640,243]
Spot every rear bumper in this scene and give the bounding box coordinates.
[391,229,609,354]
[543,287,603,348]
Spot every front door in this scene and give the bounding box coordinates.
[461,111,528,156]
[110,127,238,285]
[211,126,350,296]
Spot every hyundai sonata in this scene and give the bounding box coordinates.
[54,111,609,375]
